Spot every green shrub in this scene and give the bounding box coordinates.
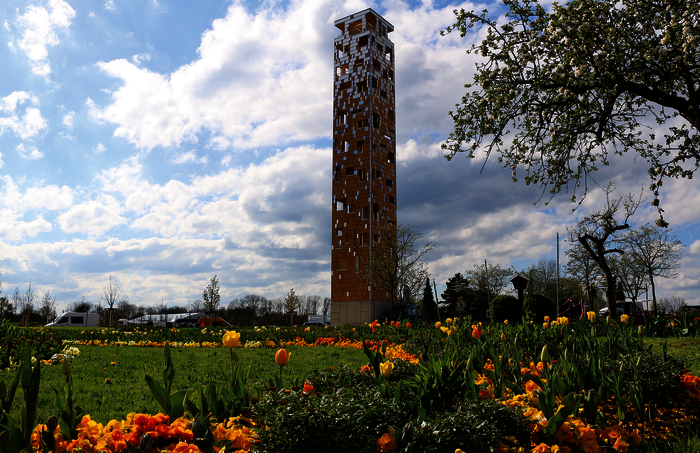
[399,400,531,452]
[523,294,555,323]
[490,295,521,323]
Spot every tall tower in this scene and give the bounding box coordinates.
[331,9,397,325]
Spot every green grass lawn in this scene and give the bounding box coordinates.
[644,337,700,376]
[6,345,368,425]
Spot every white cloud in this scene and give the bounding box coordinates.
[105,0,116,11]
[57,195,127,236]
[16,144,45,160]
[0,91,47,139]
[62,111,74,129]
[171,150,208,165]
[88,1,341,150]
[0,91,33,112]
[690,240,700,255]
[131,53,151,65]
[0,177,72,240]
[14,0,76,77]
[95,143,107,153]
[23,184,74,210]
[88,1,475,154]
[94,146,328,242]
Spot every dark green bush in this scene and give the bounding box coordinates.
[523,294,555,323]
[398,400,531,452]
[251,386,408,453]
[490,295,521,323]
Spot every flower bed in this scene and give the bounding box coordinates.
[2,315,700,452]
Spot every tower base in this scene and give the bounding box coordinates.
[331,299,391,325]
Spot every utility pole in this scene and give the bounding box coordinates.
[556,233,560,317]
[433,279,441,322]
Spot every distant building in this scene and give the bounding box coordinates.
[331,9,397,325]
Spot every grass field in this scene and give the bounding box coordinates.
[644,337,700,376]
[8,345,367,424]
[14,337,698,425]
[3,319,700,453]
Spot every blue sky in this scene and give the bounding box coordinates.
[1,0,698,313]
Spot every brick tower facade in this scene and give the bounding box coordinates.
[331,9,397,325]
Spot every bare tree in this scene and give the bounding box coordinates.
[272,298,285,315]
[322,297,331,318]
[623,224,684,314]
[521,258,558,302]
[306,295,321,316]
[12,287,21,316]
[16,282,36,317]
[157,297,167,321]
[241,294,266,317]
[39,290,57,322]
[565,241,602,311]
[611,253,648,306]
[567,184,643,317]
[100,275,123,310]
[360,224,434,310]
[117,297,138,320]
[658,296,687,313]
[466,262,514,303]
[188,299,204,313]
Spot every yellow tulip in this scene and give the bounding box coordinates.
[380,361,394,378]
[222,330,240,348]
[621,314,629,324]
[544,316,550,323]
[501,333,507,342]
[587,311,596,323]
[446,318,452,325]
[435,321,441,328]
[504,319,509,326]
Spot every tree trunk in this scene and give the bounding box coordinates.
[605,272,617,318]
[649,272,658,315]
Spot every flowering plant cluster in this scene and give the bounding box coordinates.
[31,413,255,453]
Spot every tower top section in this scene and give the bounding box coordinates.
[334,8,394,37]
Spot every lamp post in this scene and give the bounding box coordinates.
[510,275,530,317]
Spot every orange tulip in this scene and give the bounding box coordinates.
[471,325,482,339]
[275,349,291,366]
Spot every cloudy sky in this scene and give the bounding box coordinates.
[1,0,698,313]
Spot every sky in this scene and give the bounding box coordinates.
[1,0,698,313]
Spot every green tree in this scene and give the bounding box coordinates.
[202,275,221,313]
[422,277,437,322]
[283,288,302,314]
[441,272,476,316]
[442,0,700,223]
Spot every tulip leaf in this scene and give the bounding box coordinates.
[169,389,188,421]
[144,375,168,413]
